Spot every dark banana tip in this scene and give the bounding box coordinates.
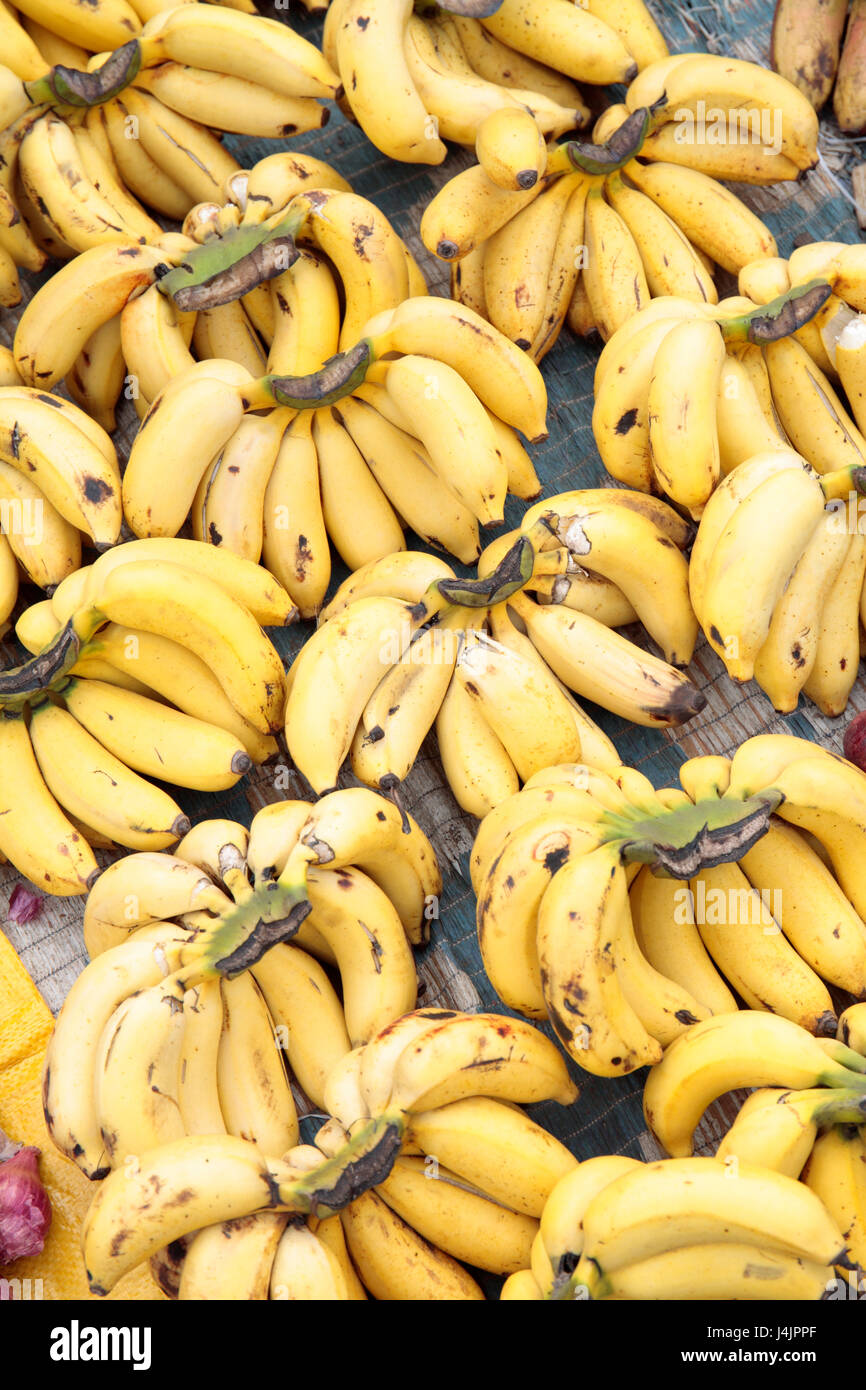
[816,1011,840,1039]
[231,751,253,775]
[436,240,459,260]
[516,169,539,189]
[171,815,192,840]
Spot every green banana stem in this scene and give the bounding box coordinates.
[155,206,308,311]
[0,610,107,711]
[820,465,866,503]
[616,792,782,877]
[810,1089,866,1123]
[252,340,373,411]
[548,103,661,178]
[417,514,563,624]
[24,41,142,108]
[187,877,313,979]
[719,278,833,345]
[274,1113,406,1215]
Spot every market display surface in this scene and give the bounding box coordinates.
[2,0,866,1303]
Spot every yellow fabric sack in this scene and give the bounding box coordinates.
[0,927,163,1301]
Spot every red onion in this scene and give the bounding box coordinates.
[0,1136,51,1265]
[7,884,43,925]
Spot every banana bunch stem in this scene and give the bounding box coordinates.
[156,206,309,311]
[616,792,783,877]
[716,278,833,344]
[548,104,659,178]
[23,41,143,110]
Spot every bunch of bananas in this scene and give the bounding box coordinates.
[118,295,548,614]
[321,0,670,166]
[69,1005,576,1297]
[0,384,121,631]
[422,53,818,357]
[643,1007,866,1281]
[735,243,866,484]
[502,1149,850,1300]
[772,0,866,131]
[283,498,707,815]
[0,3,341,304]
[473,733,866,1077]
[0,538,292,891]
[45,789,441,1203]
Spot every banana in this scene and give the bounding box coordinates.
[13,0,140,49]
[803,1125,866,1272]
[476,105,546,190]
[267,253,340,378]
[455,632,583,783]
[54,535,295,628]
[217,972,299,1154]
[481,0,636,83]
[65,314,126,435]
[803,533,866,715]
[647,316,724,516]
[537,1155,641,1292]
[194,409,287,565]
[771,0,848,111]
[624,160,778,274]
[251,943,351,1111]
[376,1154,537,1275]
[543,496,697,664]
[691,860,836,1034]
[698,464,827,680]
[134,62,329,140]
[750,505,856,706]
[176,978,226,1139]
[834,0,866,134]
[717,1087,866,1179]
[639,119,801,184]
[434,671,520,818]
[269,1217,350,1300]
[121,359,254,538]
[715,352,790,474]
[321,551,455,620]
[60,678,251,792]
[628,51,819,171]
[120,281,196,405]
[507,590,705,727]
[73,558,284,736]
[332,395,480,563]
[179,1212,286,1300]
[0,0,49,79]
[102,95,191,220]
[536,842,662,1076]
[287,787,441,947]
[765,335,866,474]
[573,1156,847,1293]
[404,16,578,145]
[595,1241,835,1301]
[582,183,649,343]
[115,86,239,206]
[483,172,586,352]
[82,851,229,957]
[43,931,191,1176]
[143,2,339,97]
[420,163,542,264]
[0,531,17,625]
[70,120,161,243]
[28,699,189,851]
[453,15,587,111]
[313,406,405,570]
[382,1011,578,1114]
[477,810,602,1018]
[605,171,717,305]
[94,974,187,1166]
[0,710,97,894]
[592,311,706,491]
[192,300,266,377]
[643,1010,866,1159]
[13,239,168,387]
[333,0,445,163]
[339,1190,484,1299]
[351,622,462,792]
[303,865,417,1045]
[584,0,668,69]
[628,866,738,1017]
[17,113,130,255]
[0,459,80,590]
[839,1003,866,1057]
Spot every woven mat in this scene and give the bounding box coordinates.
[1,0,864,1173]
